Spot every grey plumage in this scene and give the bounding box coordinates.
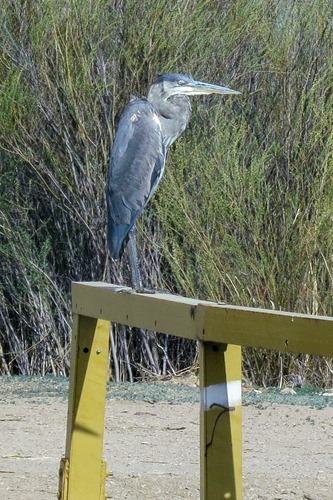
[106,73,240,288]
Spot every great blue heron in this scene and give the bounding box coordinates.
[107,73,240,290]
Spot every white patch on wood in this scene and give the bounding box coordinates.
[201,380,241,410]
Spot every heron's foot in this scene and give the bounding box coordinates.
[134,287,156,294]
[153,287,178,295]
[114,286,157,294]
[135,287,179,295]
[115,286,179,295]
[114,287,132,294]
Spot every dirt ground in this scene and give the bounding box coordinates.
[0,382,332,499]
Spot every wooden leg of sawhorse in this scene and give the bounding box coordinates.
[58,315,110,500]
[200,342,242,500]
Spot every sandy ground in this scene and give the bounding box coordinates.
[0,393,332,499]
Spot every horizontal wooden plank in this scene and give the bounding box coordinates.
[72,282,206,340]
[72,282,333,357]
[200,304,333,357]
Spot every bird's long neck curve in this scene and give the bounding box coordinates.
[147,92,191,147]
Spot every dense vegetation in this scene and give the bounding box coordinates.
[0,0,332,386]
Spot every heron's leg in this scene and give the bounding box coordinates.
[127,225,143,290]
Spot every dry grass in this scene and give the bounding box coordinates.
[0,0,333,385]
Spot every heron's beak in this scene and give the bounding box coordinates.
[176,79,241,96]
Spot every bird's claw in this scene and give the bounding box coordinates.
[113,286,156,294]
[114,287,132,294]
[134,287,156,294]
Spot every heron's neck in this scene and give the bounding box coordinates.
[148,94,191,147]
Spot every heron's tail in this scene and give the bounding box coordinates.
[107,219,131,260]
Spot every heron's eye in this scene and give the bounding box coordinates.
[177,79,186,85]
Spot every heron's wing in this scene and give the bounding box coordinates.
[107,98,166,258]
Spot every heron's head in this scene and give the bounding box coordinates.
[148,73,241,100]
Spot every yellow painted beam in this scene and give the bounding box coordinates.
[200,343,242,500]
[72,282,206,340]
[58,315,110,500]
[200,304,333,357]
[60,282,333,499]
[72,282,333,357]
